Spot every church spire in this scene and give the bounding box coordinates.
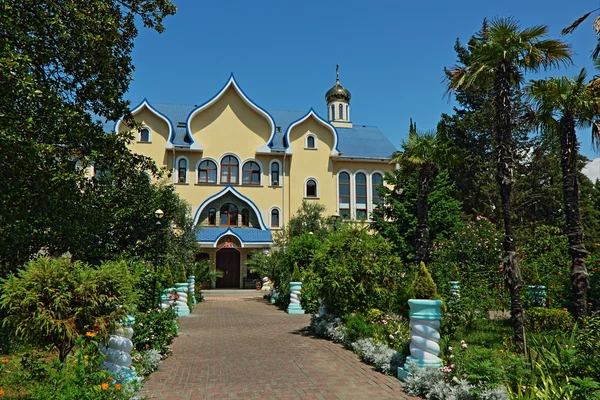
[325,64,352,128]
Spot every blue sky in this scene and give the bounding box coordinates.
[127,0,600,160]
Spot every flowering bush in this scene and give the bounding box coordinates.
[0,336,136,399]
[132,307,178,356]
[430,217,506,311]
[525,307,574,333]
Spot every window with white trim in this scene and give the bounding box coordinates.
[331,104,335,120]
[139,127,150,142]
[355,172,367,219]
[372,173,383,208]
[221,155,239,184]
[270,161,280,186]
[305,179,318,198]
[305,134,316,149]
[270,208,280,228]
[198,160,217,184]
[338,172,350,218]
[242,161,261,185]
[177,158,188,183]
[339,103,344,120]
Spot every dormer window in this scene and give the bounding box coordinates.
[139,127,150,142]
[305,134,317,149]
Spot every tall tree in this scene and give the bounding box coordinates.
[391,121,449,264]
[0,0,176,270]
[526,69,600,319]
[446,17,572,344]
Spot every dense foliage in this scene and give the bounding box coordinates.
[0,256,137,362]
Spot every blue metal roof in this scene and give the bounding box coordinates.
[107,102,396,158]
[196,227,273,243]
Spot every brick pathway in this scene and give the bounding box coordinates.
[140,290,415,400]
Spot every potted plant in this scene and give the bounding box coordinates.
[398,262,443,380]
[287,264,304,314]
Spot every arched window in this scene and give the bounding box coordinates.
[306,135,315,149]
[220,203,238,227]
[372,173,383,207]
[242,161,261,185]
[139,127,150,142]
[208,208,216,226]
[221,156,239,184]
[271,208,280,228]
[242,209,250,227]
[270,161,280,186]
[198,160,217,184]
[178,158,187,183]
[331,104,335,120]
[338,172,350,217]
[346,105,349,120]
[339,103,344,120]
[355,172,367,219]
[305,179,318,198]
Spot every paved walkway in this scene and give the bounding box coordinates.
[140,290,413,400]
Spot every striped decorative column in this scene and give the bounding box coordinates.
[99,314,139,383]
[398,299,443,380]
[174,283,190,317]
[188,276,196,305]
[287,282,305,314]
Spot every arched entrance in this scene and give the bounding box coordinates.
[216,248,240,288]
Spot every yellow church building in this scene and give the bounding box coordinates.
[114,71,396,288]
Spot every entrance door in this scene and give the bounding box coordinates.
[216,249,240,288]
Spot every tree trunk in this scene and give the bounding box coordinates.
[415,163,433,264]
[559,114,589,320]
[494,61,524,346]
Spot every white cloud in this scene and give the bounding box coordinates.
[583,158,600,183]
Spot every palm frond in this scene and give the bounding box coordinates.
[561,10,597,35]
[593,121,600,151]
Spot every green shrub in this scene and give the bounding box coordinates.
[525,308,574,333]
[344,313,375,343]
[410,262,439,299]
[132,307,178,356]
[312,226,403,315]
[0,256,137,363]
[299,269,320,314]
[291,263,301,282]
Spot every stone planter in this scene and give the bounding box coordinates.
[449,281,460,299]
[287,282,305,314]
[528,285,547,307]
[175,283,190,317]
[160,287,177,310]
[99,314,139,383]
[188,276,196,306]
[398,299,443,380]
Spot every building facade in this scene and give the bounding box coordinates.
[115,72,396,288]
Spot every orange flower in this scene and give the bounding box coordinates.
[108,376,114,381]
[101,382,109,390]
[1,359,8,363]
[145,343,150,348]
[86,331,96,337]
[115,384,121,391]
[0,388,4,395]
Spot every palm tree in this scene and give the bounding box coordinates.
[392,120,444,264]
[526,69,600,319]
[445,17,572,345]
